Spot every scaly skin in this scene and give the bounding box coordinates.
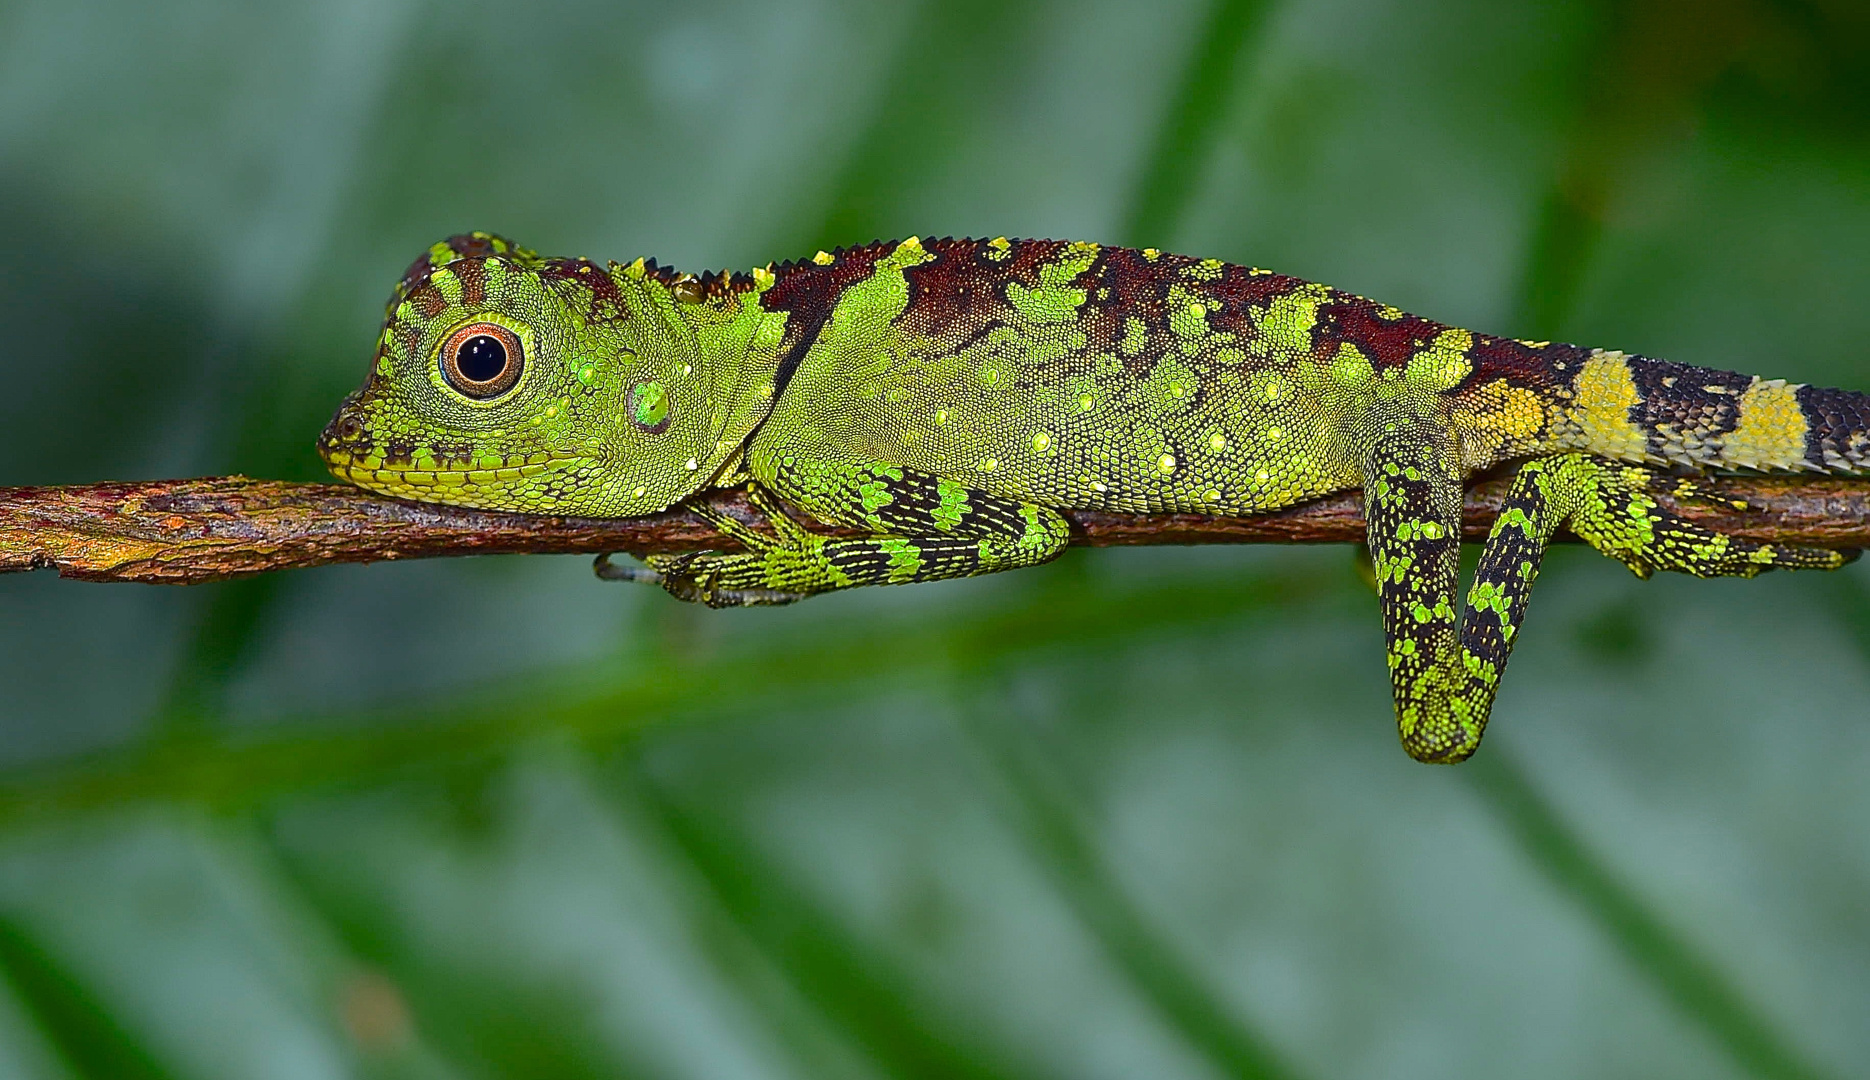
[322,232,1869,763]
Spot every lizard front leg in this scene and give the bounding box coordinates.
[595,486,825,606]
[603,459,1071,608]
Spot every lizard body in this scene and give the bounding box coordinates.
[322,232,1868,762]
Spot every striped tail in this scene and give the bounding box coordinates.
[1552,349,1870,473]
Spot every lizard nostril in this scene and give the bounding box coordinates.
[337,415,363,441]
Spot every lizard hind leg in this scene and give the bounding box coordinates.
[1363,442,1852,765]
[1555,456,1854,579]
[1360,423,1494,763]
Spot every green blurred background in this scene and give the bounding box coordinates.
[2,1,1868,1077]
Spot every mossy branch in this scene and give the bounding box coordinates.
[2,474,1868,585]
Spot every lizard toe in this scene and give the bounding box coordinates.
[593,553,663,585]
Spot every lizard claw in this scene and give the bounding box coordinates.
[593,553,662,585]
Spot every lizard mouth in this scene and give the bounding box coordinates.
[322,448,587,491]
[317,400,589,491]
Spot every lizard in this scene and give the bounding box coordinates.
[320,231,1869,764]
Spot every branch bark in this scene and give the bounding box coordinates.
[2,474,1867,585]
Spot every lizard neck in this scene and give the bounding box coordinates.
[562,259,789,511]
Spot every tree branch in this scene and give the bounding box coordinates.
[2,474,1867,585]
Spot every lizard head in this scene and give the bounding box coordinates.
[320,232,721,517]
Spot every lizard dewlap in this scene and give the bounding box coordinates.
[322,232,1870,764]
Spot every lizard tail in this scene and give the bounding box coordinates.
[1553,348,1870,473]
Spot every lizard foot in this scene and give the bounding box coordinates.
[1551,456,1853,578]
[643,550,816,607]
[593,551,810,605]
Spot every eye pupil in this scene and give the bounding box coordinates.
[457,335,508,382]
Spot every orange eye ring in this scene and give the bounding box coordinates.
[439,322,523,399]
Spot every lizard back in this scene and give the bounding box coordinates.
[753,236,1870,516]
[755,237,1562,515]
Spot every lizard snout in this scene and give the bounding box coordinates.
[318,396,372,463]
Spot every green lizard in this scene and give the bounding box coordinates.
[321,232,1867,763]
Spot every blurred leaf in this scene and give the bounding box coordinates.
[966,711,1303,1080]
[1119,0,1272,248]
[0,556,1339,819]
[1570,595,1655,669]
[0,914,174,1080]
[638,772,1043,1080]
[1467,754,1835,1080]
[793,0,1051,253]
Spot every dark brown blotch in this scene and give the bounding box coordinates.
[411,283,447,320]
[1311,298,1447,370]
[900,239,1017,339]
[760,241,898,391]
[1465,337,1583,393]
[394,317,424,362]
[454,258,487,307]
[1073,245,1176,370]
[538,257,631,324]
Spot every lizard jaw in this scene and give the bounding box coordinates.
[323,451,588,506]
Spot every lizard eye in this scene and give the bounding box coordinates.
[440,322,523,400]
